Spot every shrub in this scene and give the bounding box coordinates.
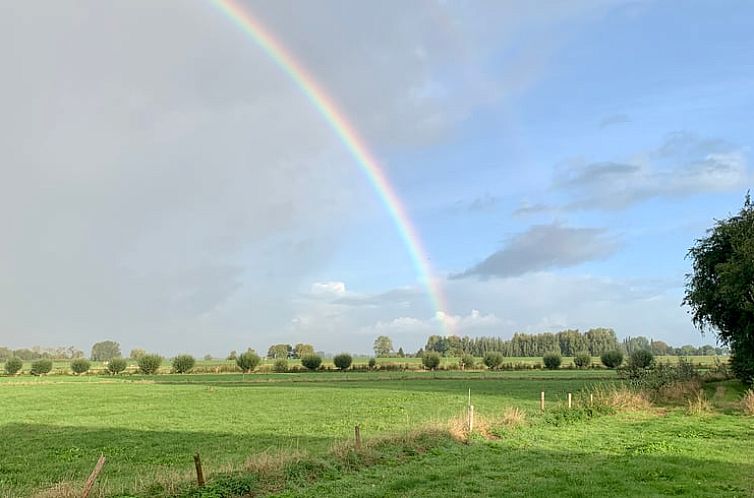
[333,353,353,371]
[138,354,162,375]
[483,351,504,369]
[422,352,441,370]
[573,352,592,369]
[172,354,196,374]
[460,354,475,370]
[107,358,127,375]
[600,350,624,369]
[368,357,377,369]
[543,352,562,370]
[301,354,322,371]
[70,358,91,375]
[272,358,288,372]
[236,351,261,373]
[30,359,53,376]
[628,350,655,370]
[4,357,22,375]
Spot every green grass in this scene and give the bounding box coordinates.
[0,370,750,497]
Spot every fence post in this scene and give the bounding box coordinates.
[568,392,572,409]
[540,391,545,411]
[468,405,475,434]
[81,455,106,498]
[194,453,205,487]
[590,393,594,406]
[354,425,362,450]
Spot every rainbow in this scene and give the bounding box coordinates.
[212,0,451,333]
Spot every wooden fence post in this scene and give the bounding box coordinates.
[81,455,106,498]
[354,425,362,450]
[590,393,594,406]
[194,453,205,487]
[468,405,475,433]
[568,392,572,409]
[540,391,545,411]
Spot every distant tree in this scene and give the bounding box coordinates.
[627,350,654,370]
[684,193,754,383]
[483,351,504,369]
[267,344,292,359]
[424,335,449,355]
[227,350,237,361]
[129,348,147,360]
[600,350,624,369]
[397,347,405,358]
[650,340,672,356]
[422,352,441,370]
[91,341,121,362]
[460,354,475,370]
[294,344,315,359]
[273,358,288,372]
[333,353,353,371]
[30,359,53,376]
[573,352,591,369]
[0,347,12,362]
[300,354,322,371]
[4,357,23,375]
[70,358,91,375]
[107,358,127,375]
[172,354,196,374]
[543,352,562,370]
[373,336,393,357]
[203,354,213,361]
[368,357,377,369]
[138,354,162,375]
[236,351,261,373]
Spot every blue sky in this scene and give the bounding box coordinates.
[0,1,751,355]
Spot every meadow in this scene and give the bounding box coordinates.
[1,364,753,497]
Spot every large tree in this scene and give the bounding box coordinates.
[373,336,394,357]
[267,344,292,359]
[90,340,121,362]
[684,194,754,383]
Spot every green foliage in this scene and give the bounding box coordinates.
[684,193,754,383]
[267,344,291,359]
[294,344,315,359]
[483,351,504,369]
[543,352,562,370]
[272,358,288,372]
[368,358,377,369]
[90,340,121,361]
[460,354,475,369]
[573,352,592,369]
[628,349,655,370]
[172,354,196,374]
[138,354,162,375]
[620,357,699,391]
[129,348,147,360]
[4,357,22,375]
[373,336,394,357]
[301,354,322,371]
[421,352,441,370]
[107,358,127,375]
[70,358,91,375]
[30,359,53,376]
[600,350,624,369]
[236,351,261,373]
[333,353,353,371]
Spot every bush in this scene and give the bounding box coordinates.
[30,359,53,376]
[138,354,162,375]
[107,358,127,375]
[333,353,353,371]
[620,357,699,392]
[483,351,504,369]
[172,354,196,374]
[573,352,592,369]
[4,357,22,375]
[422,352,441,370]
[70,358,91,375]
[272,358,288,372]
[368,358,377,369]
[600,350,624,369]
[301,354,322,371]
[236,351,261,373]
[460,354,475,370]
[543,352,562,370]
[628,349,655,369]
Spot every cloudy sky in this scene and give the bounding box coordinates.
[1,0,752,355]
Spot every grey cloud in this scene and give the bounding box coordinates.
[553,134,749,210]
[452,223,620,279]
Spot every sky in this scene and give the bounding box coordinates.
[1,0,752,356]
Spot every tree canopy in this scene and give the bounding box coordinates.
[373,336,393,357]
[91,340,121,362]
[684,193,754,383]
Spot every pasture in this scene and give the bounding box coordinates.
[1,367,751,497]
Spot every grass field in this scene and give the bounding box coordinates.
[1,369,751,497]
